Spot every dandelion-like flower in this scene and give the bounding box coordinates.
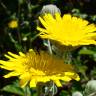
[0,49,79,87]
[8,20,18,28]
[37,13,96,46]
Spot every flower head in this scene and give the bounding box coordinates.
[8,20,18,28]
[0,49,79,87]
[37,13,96,46]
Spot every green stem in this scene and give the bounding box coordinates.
[63,51,72,64]
[24,86,27,96]
[46,40,57,96]
[47,39,52,54]
[17,0,22,44]
[36,40,57,96]
[26,0,32,48]
[49,81,57,96]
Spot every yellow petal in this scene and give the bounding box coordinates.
[4,54,14,60]
[4,71,20,78]
[37,27,47,33]
[19,73,30,87]
[30,79,37,87]
[19,52,25,57]
[39,17,48,28]
[64,72,74,76]
[61,76,71,82]
[8,52,19,58]
[75,75,80,81]
[55,13,62,21]
[53,80,62,87]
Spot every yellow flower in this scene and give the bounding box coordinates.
[8,20,18,28]
[0,49,79,87]
[37,13,96,46]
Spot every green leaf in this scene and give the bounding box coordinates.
[1,85,24,96]
[60,90,69,96]
[79,48,95,55]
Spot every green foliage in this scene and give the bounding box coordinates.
[2,85,24,96]
[60,90,69,96]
